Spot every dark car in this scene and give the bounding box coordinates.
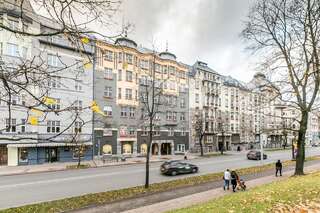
[160,160,198,176]
[247,150,267,160]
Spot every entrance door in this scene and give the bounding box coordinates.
[46,148,59,163]
[0,145,8,165]
[152,143,159,155]
[161,143,172,155]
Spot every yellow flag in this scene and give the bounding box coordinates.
[43,97,56,105]
[81,37,90,44]
[91,101,105,116]
[31,108,44,116]
[123,62,128,70]
[28,116,38,126]
[84,61,93,69]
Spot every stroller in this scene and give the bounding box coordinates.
[237,179,246,191]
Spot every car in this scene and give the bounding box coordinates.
[247,150,267,160]
[160,160,199,176]
[312,144,319,147]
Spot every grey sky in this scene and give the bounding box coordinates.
[119,0,256,82]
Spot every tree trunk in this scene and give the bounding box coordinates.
[295,111,308,175]
[199,135,204,156]
[145,120,153,188]
[77,146,81,168]
[221,132,224,155]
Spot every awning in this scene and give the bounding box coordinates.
[7,142,92,148]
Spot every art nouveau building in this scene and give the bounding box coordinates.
[94,37,189,156]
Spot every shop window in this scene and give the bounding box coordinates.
[103,145,112,155]
[19,148,28,163]
[140,144,147,154]
[123,144,132,154]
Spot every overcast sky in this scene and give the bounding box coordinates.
[117,0,257,82]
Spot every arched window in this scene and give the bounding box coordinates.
[103,145,112,155]
[141,144,147,154]
[123,144,132,154]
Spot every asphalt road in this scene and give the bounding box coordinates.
[0,147,319,210]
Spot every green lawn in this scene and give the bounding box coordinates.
[170,171,320,213]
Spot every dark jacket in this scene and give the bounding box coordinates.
[231,174,237,185]
[276,162,282,169]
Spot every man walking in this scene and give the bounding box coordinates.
[275,160,282,177]
[223,169,231,190]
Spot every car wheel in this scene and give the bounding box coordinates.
[171,171,177,176]
[192,168,198,173]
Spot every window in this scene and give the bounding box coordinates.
[118,88,122,99]
[163,65,168,74]
[172,112,177,121]
[195,80,200,89]
[75,80,82,91]
[21,119,26,133]
[48,76,61,88]
[7,43,19,57]
[169,66,175,75]
[118,70,122,81]
[122,143,132,154]
[126,53,133,64]
[105,50,113,61]
[168,127,174,136]
[74,100,82,111]
[177,144,186,152]
[8,19,19,31]
[126,70,133,82]
[166,111,172,120]
[103,106,112,116]
[104,86,112,98]
[103,145,112,154]
[121,107,128,117]
[74,121,82,133]
[129,107,135,118]
[6,118,16,132]
[180,98,186,108]
[140,144,147,154]
[118,52,123,63]
[47,54,61,67]
[181,128,186,136]
[19,148,28,163]
[155,63,161,73]
[104,68,113,79]
[0,42,3,55]
[153,126,160,136]
[11,95,18,105]
[180,112,186,121]
[21,47,28,58]
[195,94,199,103]
[125,88,133,100]
[140,60,149,69]
[48,98,61,110]
[141,127,148,136]
[47,121,60,133]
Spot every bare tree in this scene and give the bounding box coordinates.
[242,0,320,175]
[0,0,123,146]
[193,109,206,156]
[139,51,167,188]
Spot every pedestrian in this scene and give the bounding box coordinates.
[275,160,282,177]
[223,169,231,190]
[237,146,241,152]
[184,154,188,160]
[230,171,238,192]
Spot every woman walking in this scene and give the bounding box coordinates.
[230,171,237,192]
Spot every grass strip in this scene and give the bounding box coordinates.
[170,170,320,213]
[2,156,319,213]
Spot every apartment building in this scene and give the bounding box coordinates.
[94,37,189,156]
[0,0,94,166]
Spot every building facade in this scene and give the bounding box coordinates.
[0,0,94,166]
[94,37,189,157]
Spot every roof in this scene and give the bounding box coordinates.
[222,75,249,90]
[189,61,219,77]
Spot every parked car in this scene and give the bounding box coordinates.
[247,150,267,160]
[160,160,199,176]
[312,143,319,147]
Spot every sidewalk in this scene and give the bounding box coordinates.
[121,163,320,213]
[0,154,199,176]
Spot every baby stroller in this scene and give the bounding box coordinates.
[237,179,246,191]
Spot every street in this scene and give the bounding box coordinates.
[0,148,319,210]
